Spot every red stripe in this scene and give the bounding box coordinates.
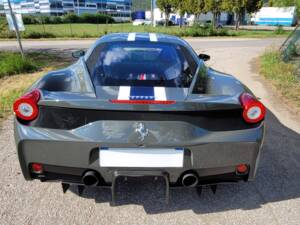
[110,99,176,105]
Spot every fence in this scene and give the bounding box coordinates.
[281,25,300,61]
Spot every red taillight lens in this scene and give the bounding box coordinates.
[13,89,40,121]
[31,163,43,174]
[239,93,266,123]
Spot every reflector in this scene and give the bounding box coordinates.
[31,163,43,173]
[236,164,248,174]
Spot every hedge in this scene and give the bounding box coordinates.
[22,13,114,25]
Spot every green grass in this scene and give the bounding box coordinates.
[0,23,291,39]
[0,52,71,121]
[0,52,59,78]
[260,50,300,107]
[0,52,38,78]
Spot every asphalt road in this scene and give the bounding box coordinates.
[1,38,300,225]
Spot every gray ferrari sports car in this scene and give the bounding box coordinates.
[14,33,265,202]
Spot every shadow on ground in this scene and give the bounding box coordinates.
[69,109,300,214]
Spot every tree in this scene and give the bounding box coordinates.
[156,0,174,26]
[184,0,206,19]
[203,0,225,28]
[222,0,263,30]
[172,0,191,27]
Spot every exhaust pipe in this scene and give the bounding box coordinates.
[182,173,199,187]
[82,170,99,186]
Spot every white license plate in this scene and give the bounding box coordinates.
[99,148,184,168]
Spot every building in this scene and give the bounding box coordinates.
[0,1,4,14]
[2,0,132,21]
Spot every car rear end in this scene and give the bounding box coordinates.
[14,34,265,197]
[14,89,265,187]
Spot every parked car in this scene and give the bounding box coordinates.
[14,33,265,203]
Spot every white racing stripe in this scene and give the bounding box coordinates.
[149,33,158,42]
[118,86,131,100]
[127,33,136,41]
[154,87,166,101]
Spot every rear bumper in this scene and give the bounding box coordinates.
[14,119,265,184]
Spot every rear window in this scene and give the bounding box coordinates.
[86,41,198,87]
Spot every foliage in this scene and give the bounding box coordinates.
[156,0,174,26]
[0,22,291,39]
[203,0,227,28]
[220,0,263,30]
[274,25,285,34]
[0,16,9,35]
[184,0,206,15]
[260,50,300,107]
[22,13,114,25]
[63,13,82,23]
[22,31,56,39]
[22,15,40,24]
[79,13,114,24]
[0,52,70,121]
[0,52,37,78]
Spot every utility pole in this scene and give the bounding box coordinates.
[151,0,154,27]
[7,0,24,58]
[77,0,80,16]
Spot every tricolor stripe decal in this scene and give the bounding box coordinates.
[127,33,136,41]
[111,86,174,104]
[130,87,155,100]
[149,33,158,42]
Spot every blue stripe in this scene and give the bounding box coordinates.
[258,18,293,22]
[256,21,293,26]
[130,86,155,100]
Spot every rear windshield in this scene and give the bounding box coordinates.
[86,41,198,87]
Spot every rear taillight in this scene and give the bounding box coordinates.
[236,164,248,174]
[13,89,40,121]
[239,92,266,123]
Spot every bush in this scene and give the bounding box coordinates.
[22,15,40,24]
[0,52,38,78]
[22,13,114,25]
[63,13,81,23]
[41,15,63,24]
[260,50,300,107]
[22,31,56,39]
[180,24,231,37]
[80,13,114,24]
[274,25,284,35]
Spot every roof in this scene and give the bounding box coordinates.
[96,32,187,46]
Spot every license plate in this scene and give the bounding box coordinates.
[99,148,184,168]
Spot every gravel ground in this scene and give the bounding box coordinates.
[0,38,299,225]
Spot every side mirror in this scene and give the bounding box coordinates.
[198,54,210,61]
[72,50,85,58]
